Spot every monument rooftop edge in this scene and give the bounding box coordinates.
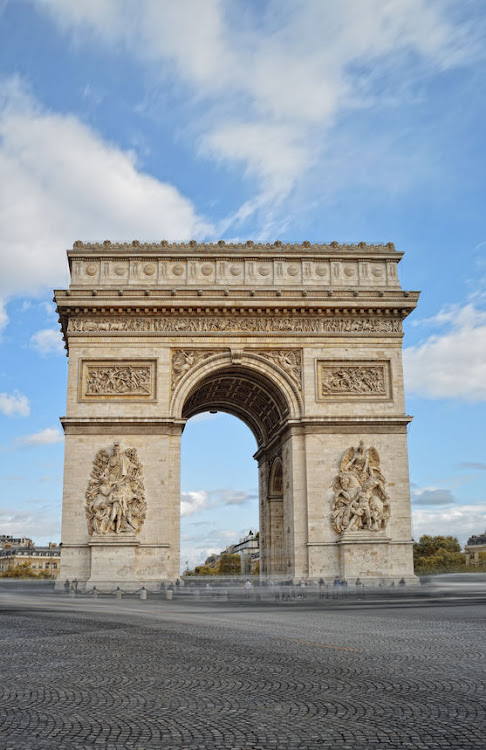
[63,240,416,295]
[69,239,400,256]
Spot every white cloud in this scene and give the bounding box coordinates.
[213,489,256,506]
[0,300,8,331]
[17,426,64,447]
[0,391,30,417]
[412,504,486,549]
[186,412,220,424]
[404,304,486,401]
[30,328,65,356]
[180,526,246,570]
[180,487,256,517]
[0,75,211,308]
[181,490,210,517]
[33,0,481,213]
[0,507,60,544]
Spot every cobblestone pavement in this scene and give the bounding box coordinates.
[0,595,485,749]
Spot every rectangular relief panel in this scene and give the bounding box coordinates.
[79,359,157,402]
[315,359,392,401]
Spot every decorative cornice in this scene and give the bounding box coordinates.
[277,416,413,438]
[61,417,185,435]
[71,240,398,253]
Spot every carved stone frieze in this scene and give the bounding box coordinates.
[331,442,390,535]
[68,315,402,335]
[171,350,218,390]
[317,361,390,399]
[255,350,302,390]
[80,360,156,401]
[85,442,147,536]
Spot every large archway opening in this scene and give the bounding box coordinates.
[179,365,293,577]
[180,412,259,574]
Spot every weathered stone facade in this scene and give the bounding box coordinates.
[55,240,419,590]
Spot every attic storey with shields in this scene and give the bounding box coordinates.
[54,240,419,591]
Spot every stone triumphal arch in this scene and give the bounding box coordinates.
[55,240,419,590]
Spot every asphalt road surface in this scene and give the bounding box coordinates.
[0,590,485,749]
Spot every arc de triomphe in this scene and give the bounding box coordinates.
[55,240,419,590]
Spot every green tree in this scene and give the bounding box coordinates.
[217,553,241,575]
[413,535,466,574]
[192,564,218,576]
[1,562,53,579]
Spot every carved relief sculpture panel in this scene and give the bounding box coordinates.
[171,350,219,390]
[332,442,390,534]
[79,360,156,401]
[316,360,391,400]
[86,442,147,535]
[69,316,402,335]
[254,350,302,390]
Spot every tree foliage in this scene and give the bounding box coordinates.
[216,553,241,575]
[191,564,218,576]
[413,535,466,574]
[186,553,242,576]
[0,562,53,579]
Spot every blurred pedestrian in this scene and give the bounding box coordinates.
[333,576,341,599]
[355,577,364,599]
[318,578,327,600]
[299,577,307,599]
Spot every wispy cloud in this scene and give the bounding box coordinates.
[34,0,482,227]
[0,300,8,331]
[30,328,65,356]
[0,391,30,417]
[180,487,256,517]
[213,489,257,506]
[412,487,456,506]
[459,462,486,471]
[16,426,64,447]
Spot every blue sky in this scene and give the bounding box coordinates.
[0,0,485,567]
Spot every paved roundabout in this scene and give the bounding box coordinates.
[0,594,485,749]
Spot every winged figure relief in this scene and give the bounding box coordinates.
[332,442,390,534]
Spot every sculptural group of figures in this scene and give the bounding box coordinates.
[86,365,151,395]
[322,366,385,395]
[69,315,402,334]
[332,441,390,534]
[86,443,147,535]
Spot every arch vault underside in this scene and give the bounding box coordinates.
[55,240,419,590]
[182,366,291,446]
